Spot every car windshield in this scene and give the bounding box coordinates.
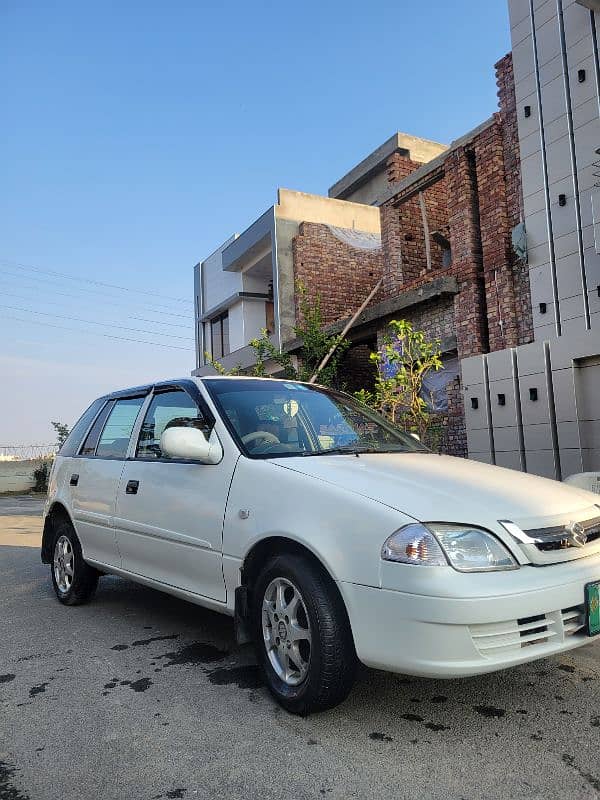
[204,378,429,458]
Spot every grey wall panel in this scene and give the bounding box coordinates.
[552,367,580,420]
[560,447,585,477]
[544,113,570,145]
[460,355,486,387]
[556,252,585,298]
[512,35,536,81]
[535,0,559,29]
[572,96,598,129]
[524,187,549,216]
[579,420,600,448]
[526,449,559,478]
[550,329,600,368]
[562,0,593,47]
[528,239,553,268]
[469,452,494,465]
[525,208,551,249]
[561,315,587,334]
[517,340,547,375]
[508,0,529,27]
[495,451,524,471]
[591,311,600,330]
[539,51,564,87]
[576,362,600,420]
[466,427,493,454]
[521,150,546,198]
[553,230,580,259]
[533,321,559,340]
[539,75,569,124]
[532,297,556,328]
[578,163,599,192]
[569,56,598,112]
[520,128,544,159]
[545,134,575,183]
[516,72,538,105]
[582,449,600,470]
[573,117,600,172]
[557,420,583,448]
[520,372,552,425]
[486,349,514,381]
[523,421,554,449]
[494,426,522,452]
[463,387,491,431]
[535,19,563,69]
[490,378,520,428]
[560,293,588,319]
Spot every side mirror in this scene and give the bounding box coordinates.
[160,426,222,464]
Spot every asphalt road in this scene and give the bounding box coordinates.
[2,496,600,800]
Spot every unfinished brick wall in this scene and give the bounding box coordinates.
[292,222,383,327]
[381,155,450,295]
[495,52,533,346]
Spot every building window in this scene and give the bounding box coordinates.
[211,313,229,359]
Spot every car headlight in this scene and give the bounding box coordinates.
[382,522,519,572]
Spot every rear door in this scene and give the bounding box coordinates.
[70,395,147,567]
[113,384,237,602]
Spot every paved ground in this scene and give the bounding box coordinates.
[2,496,600,799]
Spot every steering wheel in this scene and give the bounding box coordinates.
[241,430,281,448]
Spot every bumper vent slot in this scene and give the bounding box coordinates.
[561,605,585,637]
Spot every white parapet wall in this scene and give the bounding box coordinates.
[0,459,40,493]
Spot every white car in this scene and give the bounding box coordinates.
[43,376,600,714]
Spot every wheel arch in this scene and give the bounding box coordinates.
[41,502,74,563]
[234,535,355,650]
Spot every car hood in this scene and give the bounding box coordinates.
[271,453,599,529]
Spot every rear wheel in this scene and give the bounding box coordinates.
[252,553,357,714]
[51,519,99,605]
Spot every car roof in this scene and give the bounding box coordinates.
[100,374,313,400]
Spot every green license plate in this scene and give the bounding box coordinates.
[585,581,600,636]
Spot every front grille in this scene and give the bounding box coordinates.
[470,605,586,659]
[524,516,600,552]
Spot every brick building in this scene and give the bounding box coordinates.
[194,0,600,479]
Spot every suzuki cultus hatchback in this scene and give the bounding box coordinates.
[43,377,600,713]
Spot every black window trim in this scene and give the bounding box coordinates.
[74,392,150,461]
[128,380,218,465]
[69,380,217,462]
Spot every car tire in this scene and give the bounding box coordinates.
[252,552,357,715]
[51,519,99,605]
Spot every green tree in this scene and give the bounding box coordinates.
[207,284,350,387]
[51,421,70,448]
[355,319,443,441]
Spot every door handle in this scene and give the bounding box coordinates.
[70,474,79,486]
[125,479,139,495]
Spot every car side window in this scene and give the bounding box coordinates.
[58,398,107,457]
[79,401,114,456]
[95,397,145,459]
[136,389,213,459]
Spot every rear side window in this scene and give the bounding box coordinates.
[79,401,114,456]
[95,397,145,459]
[136,389,213,459]
[58,398,107,457]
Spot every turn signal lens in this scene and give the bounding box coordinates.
[382,524,447,566]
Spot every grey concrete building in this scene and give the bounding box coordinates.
[461,0,600,479]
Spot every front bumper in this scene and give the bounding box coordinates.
[339,555,600,678]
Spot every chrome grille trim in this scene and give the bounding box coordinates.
[523,516,600,552]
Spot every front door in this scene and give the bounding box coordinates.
[70,396,146,567]
[113,387,237,602]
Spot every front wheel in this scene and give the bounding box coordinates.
[51,519,99,605]
[252,553,357,714]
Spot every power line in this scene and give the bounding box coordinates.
[4,315,190,350]
[0,303,193,340]
[0,257,193,305]
[0,269,193,318]
[0,289,191,329]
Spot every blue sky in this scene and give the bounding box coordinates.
[0,0,511,445]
